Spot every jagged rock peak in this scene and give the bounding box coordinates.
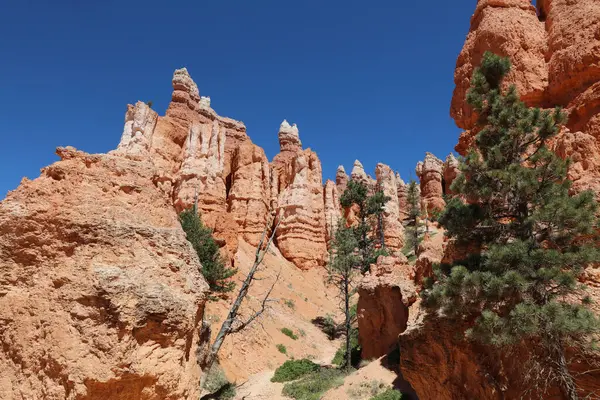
[336,165,349,194]
[416,152,444,176]
[172,67,200,102]
[351,159,368,181]
[278,119,302,152]
[444,153,458,167]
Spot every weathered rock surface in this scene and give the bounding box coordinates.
[0,147,209,400]
[228,142,271,246]
[415,153,445,214]
[375,164,404,252]
[452,0,600,192]
[395,173,409,221]
[357,256,414,360]
[350,160,372,188]
[336,165,349,195]
[323,180,341,245]
[271,122,328,270]
[443,154,460,195]
[451,0,548,131]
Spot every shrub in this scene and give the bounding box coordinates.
[370,388,404,400]
[284,299,296,309]
[282,368,345,400]
[271,359,320,383]
[281,327,299,340]
[277,344,287,354]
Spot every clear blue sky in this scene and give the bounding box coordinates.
[0,0,479,197]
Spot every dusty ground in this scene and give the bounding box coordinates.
[205,240,343,389]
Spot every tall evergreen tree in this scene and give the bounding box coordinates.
[340,180,389,273]
[423,52,600,399]
[180,208,237,294]
[405,180,422,257]
[328,221,360,370]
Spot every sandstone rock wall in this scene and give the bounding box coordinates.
[271,121,328,270]
[415,153,445,214]
[375,164,405,252]
[451,0,600,194]
[0,147,209,399]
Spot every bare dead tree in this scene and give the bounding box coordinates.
[199,213,281,392]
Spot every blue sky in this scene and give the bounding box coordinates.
[0,0,480,197]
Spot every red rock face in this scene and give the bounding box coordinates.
[0,147,209,399]
[451,0,548,131]
[375,164,405,252]
[452,0,600,192]
[415,153,445,214]
[442,154,460,195]
[357,256,414,360]
[271,121,328,270]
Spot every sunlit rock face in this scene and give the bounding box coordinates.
[0,147,209,399]
[416,153,445,214]
[271,121,328,270]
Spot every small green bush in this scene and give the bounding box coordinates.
[282,368,345,400]
[277,344,287,354]
[331,327,361,367]
[284,299,296,309]
[281,327,299,340]
[370,388,404,400]
[271,359,320,382]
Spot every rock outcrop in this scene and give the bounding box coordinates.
[415,153,445,214]
[0,147,209,399]
[451,0,548,131]
[350,160,373,188]
[271,122,328,270]
[357,256,414,360]
[395,173,409,221]
[452,0,600,194]
[323,180,341,245]
[375,164,404,252]
[336,165,349,195]
[442,153,460,196]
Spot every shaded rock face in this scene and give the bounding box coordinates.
[357,256,413,360]
[271,122,328,270]
[0,147,208,400]
[415,153,445,214]
[399,314,600,400]
[375,164,405,252]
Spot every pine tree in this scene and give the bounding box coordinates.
[423,52,600,399]
[328,222,360,370]
[180,208,237,294]
[405,180,421,257]
[340,180,389,273]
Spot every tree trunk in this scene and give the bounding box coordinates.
[344,274,352,371]
[550,336,579,400]
[199,218,279,391]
